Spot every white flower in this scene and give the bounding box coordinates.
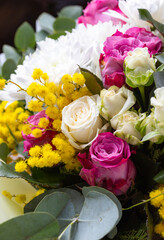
[0,167,36,223]
[119,0,164,28]
[0,21,131,104]
[111,111,144,145]
[100,85,136,120]
[124,48,156,87]
[151,87,164,123]
[61,95,103,149]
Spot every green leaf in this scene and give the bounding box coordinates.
[35,192,69,217]
[2,45,20,64]
[138,9,164,34]
[154,168,164,183]
[156,63,164,72]
[2,59,17,79]
[79,67,103,94]
[35,30,49,42]
[14,22,35,51]
[16,142,28,157]
[153,71,164,88]
[6,124,18,145]
[72,191,121,240]
[58,5,83,20]
[142,131,162,142]
[0,212,59,240]
[0,160,20,178]
[48,31,66,40]
[155,53,164,64]
[0,143,10,161]
[53,17,76,33]
[37,13,55,34]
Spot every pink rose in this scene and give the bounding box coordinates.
[100,28,162,88]
[22,110,56,152]
[78,0,125,26]
[78,132,136,195]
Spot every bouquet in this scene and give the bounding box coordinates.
[0,0,164,239]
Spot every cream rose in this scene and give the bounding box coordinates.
[100,85,136,120]
[111,111,145,145]
[151,87,164,123]
[61,95,103,149]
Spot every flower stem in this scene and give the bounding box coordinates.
[122,191,164,211]
[138,86,146,110]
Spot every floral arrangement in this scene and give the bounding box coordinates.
[0,0,164,239]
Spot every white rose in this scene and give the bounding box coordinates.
[125,48,156,87]
[151,87,164,123]
[0,161,37,223]
[100,85,136,120]
[111,111,144,145]
[61,95,103,149]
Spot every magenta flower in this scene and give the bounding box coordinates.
[78,0,125,26]
[22,110,56,152]
[100,28,162,88]
[78,132,136,195]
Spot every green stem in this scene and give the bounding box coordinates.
[122,191,164,211]
[138,86,146,110]
[57,217,78,240]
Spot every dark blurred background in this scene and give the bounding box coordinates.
[0,0,89,51]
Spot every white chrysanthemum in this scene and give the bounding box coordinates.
[0,21,131,103]
[119,0,164,28]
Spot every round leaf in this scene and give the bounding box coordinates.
[48,31,66,40]
[0,143,10,162]
[3,45,20,64]
[14,22,35,50]
[154,168,164,183]
[53,17,76,32]
[2,59,16,79]
[37,13,55,34]
[35,30,49,42]
[58,5,83,20]
[35,192,69,217]
[73,191,121,240]
[0,212,59,240]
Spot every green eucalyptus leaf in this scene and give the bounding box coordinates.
[153,71,164,88]
[37,12,55,34]
[16,142,28,157]
[155,53,164,64]
[0,143,10,162]
[0,160,20,178]
[138,9,164,33]
[48,31,66,40]
[82,186,122,222]
[154,168,164,183]
[58,5,83,20]
[3,45,20,64]
[35,30,49,42]
[156,63,164,72]
[2,59,16,79]
[35,192,69,217]
[53,17,76,32]
[79,67,103,94]
[72,191,121,240]
[14,22,35,51]
[0,212,59,240]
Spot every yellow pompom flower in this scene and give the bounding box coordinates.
[0,79,6,89]
[72,73,85,86]
[32,128,42,138]
[22,125,32,135]
[27,82,41,96]
[63,82,75,95]
[38,118,49,129]
[44,93,56,106]
[61,74,72,84]
[46,106,60,119]
[154,221,164,235]
[46,82,58,94]
[150,189,164,208]
[42,144,52,154]
[28,157,39,168]
[15,161,28,173]
[28,100,43,112]
[29,145,41,157]
[52,119,62,131]
[56,96,70,109]
[41,73,49,81]
[18,112,30,122]
[159,206,164,220]
[32,68,43,80]
[37,85,49,98]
